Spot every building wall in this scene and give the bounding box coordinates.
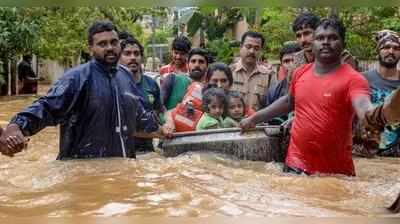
[233,18,249,42]
[38,59,69,83]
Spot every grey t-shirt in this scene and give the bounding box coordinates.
[363,69,400,152]
[363,69,400,103]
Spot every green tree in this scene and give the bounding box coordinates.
[260,8,298,59]
[0,7,40,87]
[207,38,239,64]
[35,7,145,65]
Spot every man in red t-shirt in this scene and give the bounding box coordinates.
[240,17,376,176]
[159,36,191,77]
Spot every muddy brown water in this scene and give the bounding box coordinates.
[0,88,399,217]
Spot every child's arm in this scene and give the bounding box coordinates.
[202,123,219,130]
[222,117,239,128]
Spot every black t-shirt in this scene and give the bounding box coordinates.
[17,60,36,81]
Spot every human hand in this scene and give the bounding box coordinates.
[354,118,382,157]
[161,123,175,139]
[383,88,400,124]
[0,124,28,157]
[239,116,256,133]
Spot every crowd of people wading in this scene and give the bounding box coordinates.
[0,12,399,213]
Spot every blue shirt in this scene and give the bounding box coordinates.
[11,59,158,159]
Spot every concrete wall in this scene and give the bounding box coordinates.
[38,59,69,83]
[232,18,249,42]
[358,60,377,72]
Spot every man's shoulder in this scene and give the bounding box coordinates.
[339,64,369,86]
[117,64,132,75]
[341,50,358,65]
[142,74,159,87]
[257,63,275,76]
[229,61,240,73]
[273,78,289,90]
[160,64,172,74]
[361,68,377,82]
[62,62,91,79]
[174,73,190,81]
[341,64,364,77]
[292,63,313,79]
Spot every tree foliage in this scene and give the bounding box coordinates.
[2,6,400,68]
[187,7,242,40]
[0,7,40,59]
[35,7,147,65]
[0,7,40,85]
[207,38,239,64]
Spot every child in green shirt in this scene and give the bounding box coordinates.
[222,91,246,128]
[196,87,226,130]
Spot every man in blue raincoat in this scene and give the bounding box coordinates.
[0,21,158,159]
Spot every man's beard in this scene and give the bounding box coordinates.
[378,55,399,69]
[96,51,120,66]
[189,69,204,81]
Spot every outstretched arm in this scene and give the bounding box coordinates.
[352,95,383,150]
[240,94,294,130]
[383,87,400,124]
[352,95,374,122]
[2,71,81,157]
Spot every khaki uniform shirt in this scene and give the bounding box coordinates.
[230,59,276,111]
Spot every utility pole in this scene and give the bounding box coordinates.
[151,14,157,72]
[254,8,261,31]
[7,59,11,96]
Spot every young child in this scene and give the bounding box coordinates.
[196,87,226,130]
[222,91,246,128]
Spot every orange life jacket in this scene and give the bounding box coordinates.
[172,102,203,132]
[181,82,203,111]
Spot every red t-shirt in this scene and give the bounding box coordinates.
[286,63,369,176]
[159,63,188,77]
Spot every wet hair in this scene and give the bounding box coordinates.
[316,16,346,47]
[206,62,233,87]
[279,42,301,61]
[292,12,320,32]
[201,87,227,113]
[172,36,192,53]
[88,20,118,46]
[224,90,245,117]
[120,36,144,56]
[118,31,134,41]
[241,31,265,47]
[188,48,211,65]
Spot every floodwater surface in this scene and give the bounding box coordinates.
[0,90,399,217]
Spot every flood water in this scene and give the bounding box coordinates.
[0,86,399,217]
